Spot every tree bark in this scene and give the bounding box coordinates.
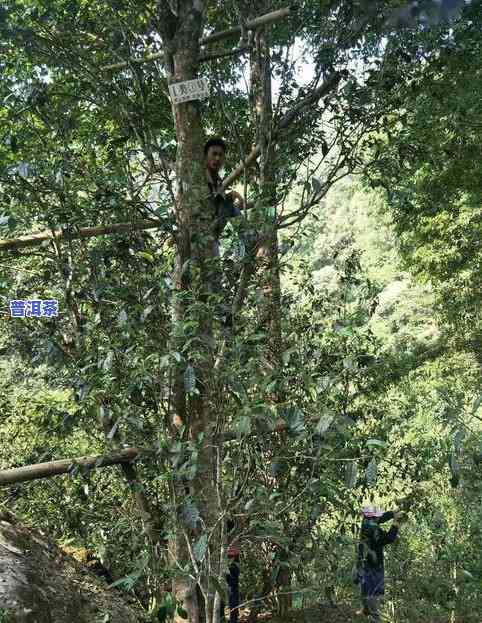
[0,448,142,485]
[0,219,164,252]
[0,416,308,487]
[249,5,291,615]
[158,3,223,622]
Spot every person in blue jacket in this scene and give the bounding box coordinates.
[355,506,402,622]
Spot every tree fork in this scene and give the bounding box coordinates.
[100,7,293,73]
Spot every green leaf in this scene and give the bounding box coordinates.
[366,439,386,448]
[193,534,208,561]
[282,348,294,365]
[107,568,141,590]
[117,309,128,324]
[345,461,358,489]
[342,357,355,369]
[472,394,482,414]
[233,239,245,258]
[106,420,119,440]
[177,605,189,620]
[102,351,114,371]
[137,251,155,263]
[160,355,170,368]
[453,429,465,453]
[181,501,200,529]
[141,304,155,322]
[366,458,377,487]
[316,411,334,435]
[237,416,251,436]
[244,498,255,511]
[184,365,196,392]
[448,452,459,477]
[311,176,323,195]
[284,407,305,435]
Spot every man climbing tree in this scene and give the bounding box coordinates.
[205,136,253,326]
[1,1,476,623]
[355,506,402,622]
[205,136,245,256]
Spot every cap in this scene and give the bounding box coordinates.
[362,505,384,518]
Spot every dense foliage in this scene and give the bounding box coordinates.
[0,1,480,622]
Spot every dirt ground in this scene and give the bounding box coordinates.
[250,604,357,622]
[239,604,478,623]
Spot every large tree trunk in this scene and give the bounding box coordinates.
[249,4,291,617]
[0,511,150,623]
[249,10,283,361]
[158,3,224,622]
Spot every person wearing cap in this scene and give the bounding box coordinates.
[355,506,401,621]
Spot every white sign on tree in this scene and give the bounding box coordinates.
[168,78,210,104]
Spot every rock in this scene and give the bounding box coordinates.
[0,510,149,623]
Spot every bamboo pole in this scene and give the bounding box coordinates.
[100,8,292,73]
[102,45,252,73]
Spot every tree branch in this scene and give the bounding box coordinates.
[100,8,292,73]
[198,45,252,63]
[0,448,144,485]
[222,72,342,189]
[0,219,165,253]
[101,45,252,72]
[0,415,304,486]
